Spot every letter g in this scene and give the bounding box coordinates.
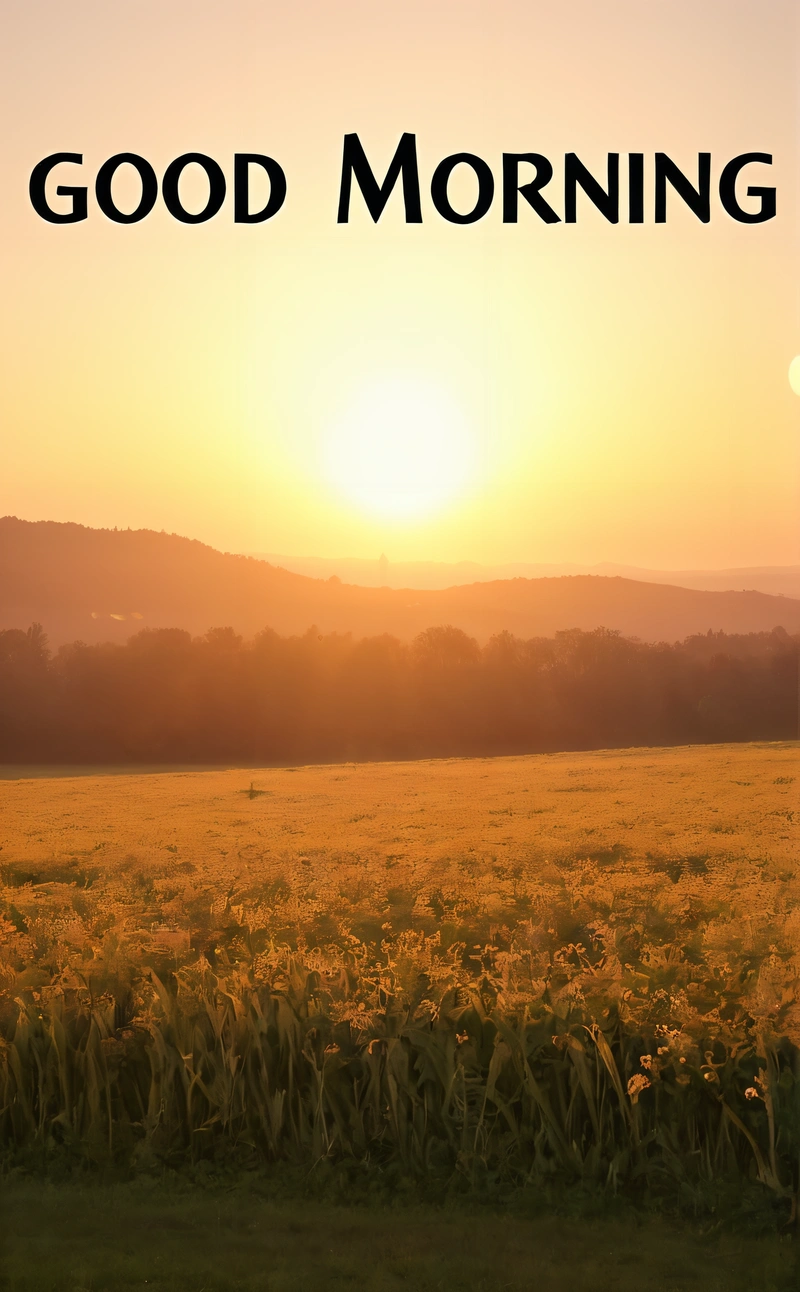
[29,153,87,223]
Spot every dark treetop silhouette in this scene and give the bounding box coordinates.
[0,620,795,763]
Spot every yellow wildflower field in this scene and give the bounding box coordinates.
[1,742,796,972]
[1,742,797,967]
[1,741,796,871]
[0,738,797,1039]
[1,742,799,1200]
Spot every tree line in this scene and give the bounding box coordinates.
[0,621,796,763]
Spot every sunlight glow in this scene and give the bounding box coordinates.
[323,377,477,519]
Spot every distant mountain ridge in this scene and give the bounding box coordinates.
[2,516,799,647]
[252,552,800,598]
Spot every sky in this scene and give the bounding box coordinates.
[2,0,799,568]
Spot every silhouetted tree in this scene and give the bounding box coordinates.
[0,622,795,763]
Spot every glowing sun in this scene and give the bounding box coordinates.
[323,377,477,519]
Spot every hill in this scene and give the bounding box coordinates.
[2,516,800,645]
[254,551,800,598]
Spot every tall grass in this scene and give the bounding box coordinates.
[2,939,800,1214]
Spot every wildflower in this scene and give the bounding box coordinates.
[639,1054,654,1071]
[745,1087,760,1100]
[627,1074,651,1103]
[703,1070,718,1083]
[100,1037,126,1059]
[456,1031,470,1045]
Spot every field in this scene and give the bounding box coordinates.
[1,743,799,1225]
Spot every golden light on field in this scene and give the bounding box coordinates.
[789,355,800,396]
[322,376,477,519]
[2,743,799,1186]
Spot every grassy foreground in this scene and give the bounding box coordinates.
[1,744,799,1213]
[0,1180,798,1292]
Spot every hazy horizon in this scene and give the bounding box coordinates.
[250,547,800,576]
[250,548,800,598]
[5,512,800,602]
[5,513,800,594]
